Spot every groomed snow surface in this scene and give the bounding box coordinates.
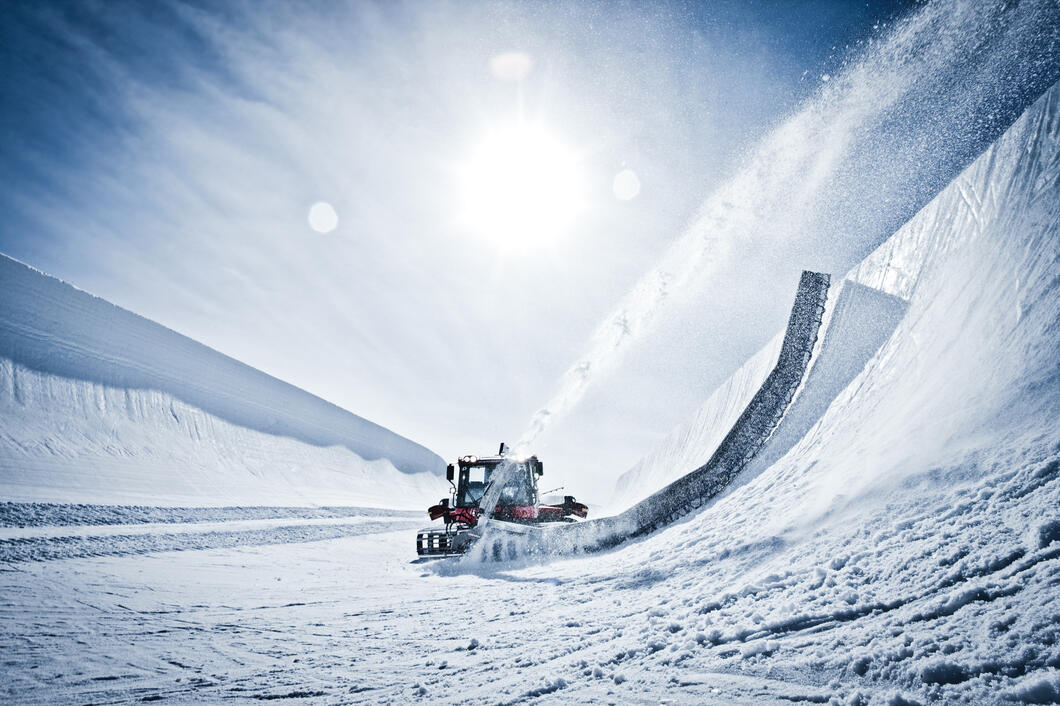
[0,357,443,509]
[2,58,1059,706]
[0,253,445,509]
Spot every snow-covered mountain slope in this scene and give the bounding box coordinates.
[440,79,1059,702]
[0,256,444,508]
[1,48,1057,706]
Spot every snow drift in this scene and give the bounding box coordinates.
[613,277,908,513]
[562,77,1060,700]
[0,256,444,507]
[447,76,1060,705]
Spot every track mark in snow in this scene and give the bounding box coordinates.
[0,520,420,563]
[0,502,419,528]
[253,689,328,700]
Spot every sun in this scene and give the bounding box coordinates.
[457,123,584,250]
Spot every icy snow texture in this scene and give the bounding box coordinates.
[0,30,1058,706]
[439,79,1059,702]
[616,277,909,513]
[507,272,832,558]
[0,255,444,507]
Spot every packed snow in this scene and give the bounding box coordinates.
[2,15,1059,706]
[0,255,444,509]
[1,72,1057,706]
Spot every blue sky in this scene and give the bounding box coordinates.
[2,0,1056,497]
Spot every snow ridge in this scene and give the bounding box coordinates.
[0,255,445,507]
[469,271,831,559]
[0,254,443,476]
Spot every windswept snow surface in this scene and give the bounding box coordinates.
[0,255,445,508]
[610,333,784,512]
[614,277,908,514]
[6,72,1057,706]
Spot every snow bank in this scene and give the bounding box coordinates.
[610,332,784,512]
[612,279,907,513]
[444,77,1059,705]
[0,255,444,507]
[539,78,1060,702]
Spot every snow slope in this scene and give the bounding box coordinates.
[610,332,784,512]
[0,35,1057,706]
[436,77,1056,702]
[0,256,445,507]
[614,276,909,516]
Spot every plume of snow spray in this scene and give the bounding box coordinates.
[516,0,1059,454]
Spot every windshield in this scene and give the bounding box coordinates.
[461,464,489,505]
[498,465,534,506]
[457,462,535,507]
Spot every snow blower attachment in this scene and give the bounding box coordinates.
[415,443,588,557]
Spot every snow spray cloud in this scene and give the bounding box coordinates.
[516,0,1060,452]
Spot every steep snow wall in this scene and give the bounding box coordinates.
[535,78,1060,703]
[444,78,1060,706]
[739,281,908,482]
[614,278,909,513]
[633,76,1059,528]
[0,256,445,507]
[471,272,832,559]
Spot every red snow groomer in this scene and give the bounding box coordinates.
[416,444,588,557]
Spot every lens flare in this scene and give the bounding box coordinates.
[307,202,338,233]
[612,169,641,200]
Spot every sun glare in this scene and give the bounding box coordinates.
[458,124,584,250]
